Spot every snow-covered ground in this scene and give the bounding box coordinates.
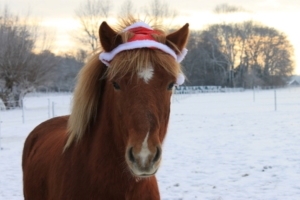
[0,88,299,200]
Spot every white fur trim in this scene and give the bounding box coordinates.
[99,41,187,66]
[123,22,153,32]
[100,40,177,65]
[176,73,185,85]
[177,48,188,63]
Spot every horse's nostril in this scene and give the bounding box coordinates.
[128,147,135,163]
[153,147,161,163]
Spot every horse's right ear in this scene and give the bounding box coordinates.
[99,22,122,52]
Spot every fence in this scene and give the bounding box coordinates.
[0,87,299,149]
[171,86,246,102]
[174,86,245,94]
[0,87,298,123]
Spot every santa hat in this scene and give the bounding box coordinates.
[99,22,187,85]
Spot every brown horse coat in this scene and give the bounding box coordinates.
[22,19,189,200]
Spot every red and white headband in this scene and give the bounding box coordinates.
[99,22,186,85]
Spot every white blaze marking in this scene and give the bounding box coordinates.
[138,67,154,83]
[139,132,151,167]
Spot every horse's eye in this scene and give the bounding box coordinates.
[167,82,175,90]
[112,82,121,90]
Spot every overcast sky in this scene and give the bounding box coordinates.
[2,0,300,74]
[4,0,300,17]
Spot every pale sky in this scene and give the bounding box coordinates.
[2,0,300,74]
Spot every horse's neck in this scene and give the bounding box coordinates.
[70,95,160,199]
[68,116,123,193]
[85,100,127,172]
[92,88,125,157]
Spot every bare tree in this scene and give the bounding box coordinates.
[214,4,246,14]
[243,24,294,86]
[183,21,294,87]
[144,0,177,25]
[0,8,57,108]
[75,0,111,53]
[119,0,136,18]
[50,53,83,92]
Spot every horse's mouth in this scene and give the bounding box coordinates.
[129,169,158,178]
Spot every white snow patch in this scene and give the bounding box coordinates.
[1,88,300,200]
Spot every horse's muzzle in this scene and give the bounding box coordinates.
[126,145,162,177]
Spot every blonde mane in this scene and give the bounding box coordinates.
[64,20,183,150]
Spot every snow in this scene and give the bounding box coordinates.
[0,88,300,199]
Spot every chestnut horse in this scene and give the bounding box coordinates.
[22,19,189,200]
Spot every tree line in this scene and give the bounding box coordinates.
[71,0,296,89]
[0,1,296,109]
[183,21,294,88]
[0,8,84,108]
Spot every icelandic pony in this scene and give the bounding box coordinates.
[22,20,189,200]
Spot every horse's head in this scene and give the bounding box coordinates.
[98,21,189,178]
[65,20,189,179]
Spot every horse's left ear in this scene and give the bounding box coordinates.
[99,22,123,52]
[166,23,189,54]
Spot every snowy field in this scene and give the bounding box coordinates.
[0,88,300,200]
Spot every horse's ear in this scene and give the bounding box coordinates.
[166,23,189,54]
[99,22,122,52]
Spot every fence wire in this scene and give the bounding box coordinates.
[0,87,299,150]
